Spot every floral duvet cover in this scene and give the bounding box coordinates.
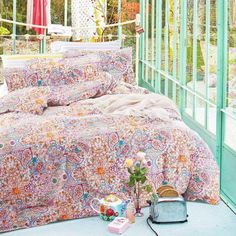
[0,77,219,232]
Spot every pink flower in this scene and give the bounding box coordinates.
[137,151,146,161]
[142,159,147,166]
[146,160,152,168]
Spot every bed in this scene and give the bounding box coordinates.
[0,48,219,232]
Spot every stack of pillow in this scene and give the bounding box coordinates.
[2,40,134,94]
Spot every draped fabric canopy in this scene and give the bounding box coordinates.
[32,0,47,35]
[71,0,97,40]
[27,0,51,35]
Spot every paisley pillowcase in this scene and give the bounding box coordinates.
[4,48,134,92]
[99,48,134,84]
[3,68,28,92]
[0,72,117,115]
[0,87,50,115]
[3,59,99,92]
[63,47,135,84]
[48,72,117,106]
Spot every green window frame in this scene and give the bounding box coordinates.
[139,0,236,213]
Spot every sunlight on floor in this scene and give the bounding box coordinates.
[5,201,236,236]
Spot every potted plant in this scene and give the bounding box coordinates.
[0,26,10,54]
[125,151,152,217]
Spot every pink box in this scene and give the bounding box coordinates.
[108,217,130,234]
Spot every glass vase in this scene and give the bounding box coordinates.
[134,197,144,217]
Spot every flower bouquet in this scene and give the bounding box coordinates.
[125,152,152,217]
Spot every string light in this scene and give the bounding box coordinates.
[0,18,136,30]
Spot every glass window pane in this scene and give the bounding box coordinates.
[195,98,205,126]
[207,105,216,134]
[186,92,193,117]
[224,115,236,151]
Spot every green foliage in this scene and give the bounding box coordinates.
[0,26,10,35]
[144,185,152,193]
[127,161,152,194]
[1,0,34,35]
[229,59,236,64]
[0,0,71,35]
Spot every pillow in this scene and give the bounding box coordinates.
[1,54,63,68]
[48,72,117,106]
[98,48,134,84]
[0,72,116,115]
[3,68,28,92]
[63,47,134,84]
[2,54,63,92]
[51,40,121,53]
[4,58,104,91]
[4,48,134,91]
[0,87,49,115]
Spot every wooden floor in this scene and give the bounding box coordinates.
[4,201,236,236]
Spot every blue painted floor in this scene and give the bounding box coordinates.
[4,201,236,236]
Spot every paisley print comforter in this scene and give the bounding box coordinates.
[0,79,219,232]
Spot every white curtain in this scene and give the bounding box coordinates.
[46,0,51,26]
[26,0,33,30]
